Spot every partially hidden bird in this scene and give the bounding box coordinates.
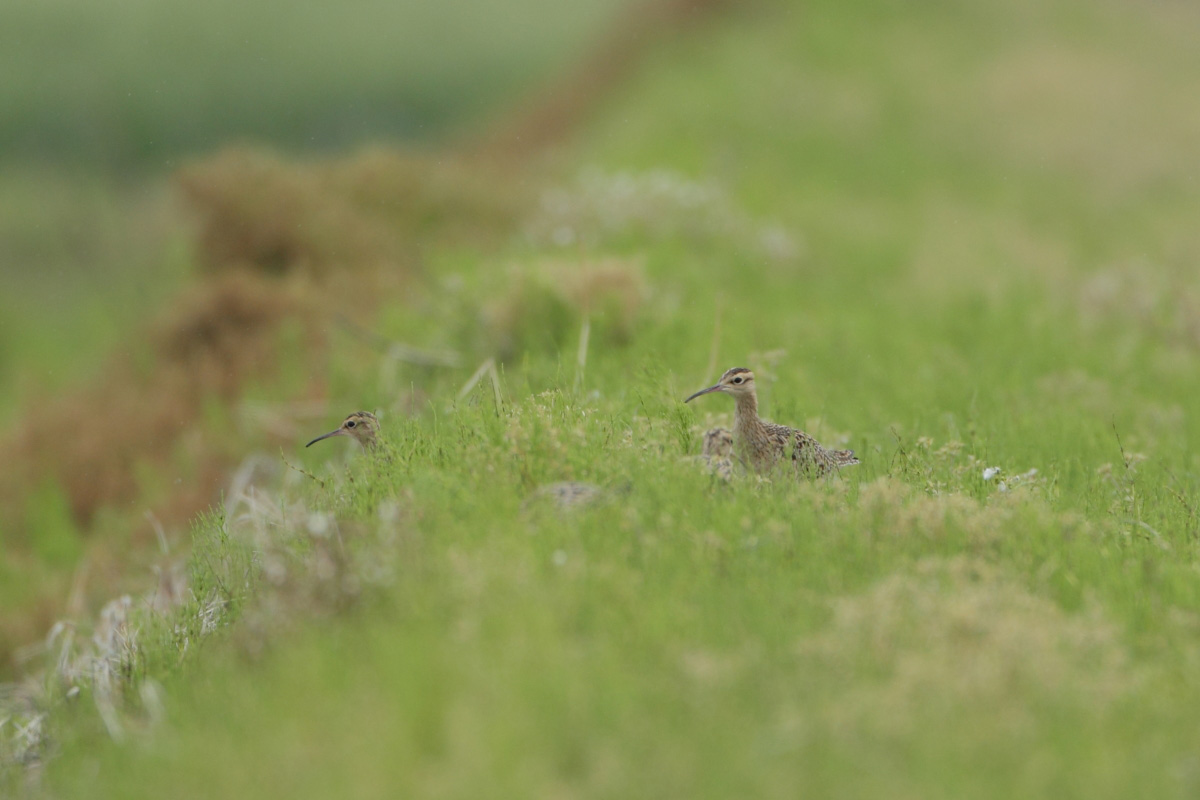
[699,426,735,481]
[685,368,858,476]
[526,481,607,511]
[306,411,381,451]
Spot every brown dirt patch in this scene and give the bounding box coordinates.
[0,271,308,535]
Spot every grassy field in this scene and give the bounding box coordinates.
[7,0,1200,796]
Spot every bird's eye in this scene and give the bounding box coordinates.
[732,377,743,384]
[346,420,357,428]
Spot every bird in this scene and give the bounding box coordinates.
[702,426,734,458]
[685,368,858,476]
[306,411,381,451]
[698,426,735,480]
[524,481,607,511]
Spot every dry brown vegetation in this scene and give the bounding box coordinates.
[178,149,408,277]
[0,150,531,666]
[0,271,306,533]
[178,147,525,279]
[0,145,537,540]
[484,256,647,359]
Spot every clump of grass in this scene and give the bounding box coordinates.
[219,479,405,632]
[0,583,173,781]
[178,147,526,280]
[483,256,646,360]
[177,148,408,278]
[152,270,306,399]
[0,448,411,784]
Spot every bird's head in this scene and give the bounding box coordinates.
[306,411,380,450]
[685,367,756,403]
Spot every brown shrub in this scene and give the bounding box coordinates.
[0,271,307,534]
[154,269,300,398]
[177,147,525,280]
[176,147,406,277]
[334,148,527,245]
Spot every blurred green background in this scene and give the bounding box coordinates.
[0,0,624,165]
[0,0,626,420]
[7,0,1200,796]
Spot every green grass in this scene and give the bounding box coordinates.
[15,0,1200,796]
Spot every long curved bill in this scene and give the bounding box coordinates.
[306,428,346,447]
[684,384,723,403]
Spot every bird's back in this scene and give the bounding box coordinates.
[778,425,858,476]
[733,405,859,477]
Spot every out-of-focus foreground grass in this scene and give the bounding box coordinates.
[7,0,1200,796]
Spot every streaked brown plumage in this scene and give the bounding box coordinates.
[305,411,381,451]
[685,368,858,476]
[700,426,735,480]
[702,426,734,459]
[527,481,606,510]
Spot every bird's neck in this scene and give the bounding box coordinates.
[733,392,761,433]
